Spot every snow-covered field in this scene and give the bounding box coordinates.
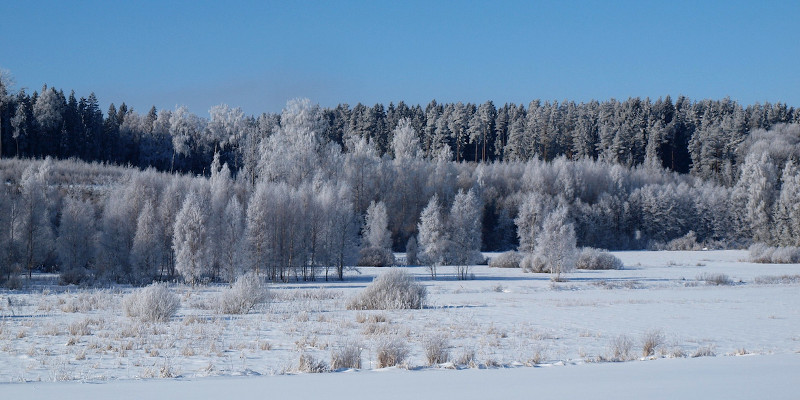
[1,250,799,396]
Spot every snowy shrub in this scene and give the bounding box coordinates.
[123,283,180,322]
[692,345,716,358]
[454,348,477,368]
[346,269,426,310]
[641,329,665,357]
[529,207,577,280]
[749,243,800,263]
[423,335,450,366]
[376,337,409,368]
[696,272,733,286]
[655,231,703,251]
[575,248,624,270]
[297,352,328,373]
[520,253,549,273]
[215,271,269,314]
[489,251,522,268]
[357,247,396,267]
[608,334,634,362]
[330,341,361,370]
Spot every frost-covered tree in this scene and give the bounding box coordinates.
[362,201,391,249]
[448,189,483,279]
[732,151,778,243]
[33,85,64,132]
[515,191,555,253]
[206,153,234,280]
[130,201,165,284]
[168,105,203,172]
[207,103,245,153]
[56,196,95,282]
[244,182,272,276]
[219,196,245,283]
[344,134,381,215]
[321,182,359,280]
[391,118,421,162]
[773,160,800,246]
[173,191,210,285]
[358,200,394,267]
[18,161,55,278]
[417,195,447,278]
[258,98,326,185]
[534,206,577,281]
[11,101,28,157]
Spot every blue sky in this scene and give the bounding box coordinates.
[1,1,798,116]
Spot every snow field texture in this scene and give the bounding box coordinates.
[0,250,798,385]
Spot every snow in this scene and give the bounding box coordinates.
[4,354,799,400]
[1,250,799,396]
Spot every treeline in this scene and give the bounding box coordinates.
[2,98,799,286]
[2,79,799,183]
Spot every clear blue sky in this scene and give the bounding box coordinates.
[1,1,798,116]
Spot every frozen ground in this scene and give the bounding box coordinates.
[1,250,798,394]
[4,354,799,400]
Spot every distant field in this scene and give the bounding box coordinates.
[1,250,798,386]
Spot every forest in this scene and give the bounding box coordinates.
[2,77,800,286]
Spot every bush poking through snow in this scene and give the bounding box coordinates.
[347,269,426,310]
[489,251,522,268]
[455,348,477,368]
[575,248,624,270]
[692,345,716,358]
[423,335,450,366]
[641,329,665,357]
[215,271,269,314]
[123,283,180,322]
[330,342,362,370]
[376,337,409,368]
[748,243,800,264]
[357,247,396,267]
[520,253,549,273]
[696,273,733,286]
[297,352,328,373]
[608,335,634,362]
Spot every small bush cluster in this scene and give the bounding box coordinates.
[641,329,665,357]
[215,271,269,314]
[608,335,634,362]
[423,335,450,366]
[575,248,624,270]
[692,345,716,358]
[297,352,328,373]
[749,243,800,264]
[122,283,180,322]
[357,247,396,267]
[454,348,477,367]
[696,272,733,286]
[330,342,362,370]
[520,254,549,273]
[376,337,409,368]
[488,251,522,268]
[654,231,703,251]
[347,269,426,310]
